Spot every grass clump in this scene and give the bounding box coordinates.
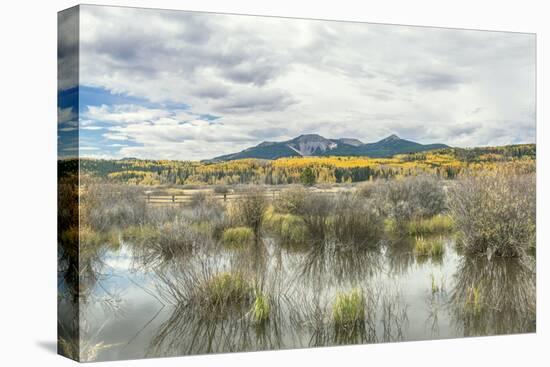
[407,215,454,236]
[201,272,252,308]
[332,288,366,329]
[250,292,271,324]
[414,236,444,258]
[222,227,254,248]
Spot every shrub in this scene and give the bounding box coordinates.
[124,220,198,266]
[332,194,383,247]
[189,191,208,208]
[356,181,377,199]
[378,176,447,223]
[265,212,307,245]
[300,193,333,242]
[233,186,268,234]
[81,182,147,231]
[213,185,229,195]
[273,186,308,215]
[222,227,254,248]
[414,236,444,258]
[449,173,535,257]
[332,288,366,329]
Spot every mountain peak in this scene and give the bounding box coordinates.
[381,134,401,142]
[289,134,336,156]
[294,134,327,141]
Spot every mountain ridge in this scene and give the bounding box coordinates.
[210,134,449,161]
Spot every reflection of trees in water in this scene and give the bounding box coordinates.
[449,256,536,336]
[384,236,416,276]
[58,174,127,361]
[295,283,407,347]
[299,244,383,286]
[147,298,296,356]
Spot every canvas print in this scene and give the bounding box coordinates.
[58,5,536,362]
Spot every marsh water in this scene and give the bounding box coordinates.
[60,229,535,362]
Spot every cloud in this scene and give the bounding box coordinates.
[76,5,536,160]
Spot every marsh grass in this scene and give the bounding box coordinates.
[407,215,454,236]
[199,272,252,309]
[222,227,255,248]
[332,288,366,329]
[250,291,271,324]
[414,236,444,258]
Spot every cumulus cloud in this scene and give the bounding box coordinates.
[76,5,536,160]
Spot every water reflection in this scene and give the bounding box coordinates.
[72,229,535,361]
[449,256,536,336]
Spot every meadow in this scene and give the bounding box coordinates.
[57,147,536,361]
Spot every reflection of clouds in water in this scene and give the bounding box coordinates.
[103,245,133,271]
[78,229,535,361]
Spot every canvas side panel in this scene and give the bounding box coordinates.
[57,5,80,362]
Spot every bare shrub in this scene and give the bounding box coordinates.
[81,182,146,231]
[449,173,535,257]
[233,186,268,234]
[332,194,383,247]
[374,176,447,223]
[273,185,308,215]
[300,193,333,242]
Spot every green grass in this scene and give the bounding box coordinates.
[332,288,366,327]
[407,215,454,236]
[222,227,254,248]
[414,236,445,258]
[201,272,252,307]
[251,292,271,324]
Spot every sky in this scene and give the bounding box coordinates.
[58,5,536,160]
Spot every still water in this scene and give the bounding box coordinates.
[63,234,535,361]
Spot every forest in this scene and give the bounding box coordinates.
[69,144,535,186]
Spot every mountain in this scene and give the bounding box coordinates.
[210,133,448,161]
